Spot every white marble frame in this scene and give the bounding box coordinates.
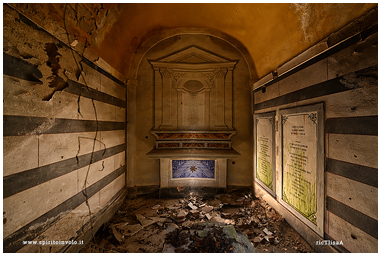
[160,158,227,188]
[278,103,324,237]
[254,111,276,197]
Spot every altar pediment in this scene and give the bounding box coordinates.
[150,46,237,70]
[157,46,230,63]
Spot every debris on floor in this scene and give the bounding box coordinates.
[80,191,315,253]
[163,222,255,253]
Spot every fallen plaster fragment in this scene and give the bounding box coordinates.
[167,205,179,211]
[110,224,123,243]
[176,210,188,219]
[216,194,244,206]
[224,219,235,225]
[237,218,245,228]
[212,216,225,223]
[202,205,213,213]
[252,216,260,223]
[166,223,179,234]
[116,223,142,237]
[221,212,232,218]
[151,204,160,210]
[253,236,263,246]
[188,202,198,210]
[263,227,273,236]
[136,214,155,227]
[264,235,275,243]
[148,217,165,227]
[182,221,193,228]
[189,209,200,216]
[243,229,254,236]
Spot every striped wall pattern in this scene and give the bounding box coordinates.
[3,5,126,253]
[252,10,377,253]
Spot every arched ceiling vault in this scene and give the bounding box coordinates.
[11,3,378,82]
[98,3,377,81]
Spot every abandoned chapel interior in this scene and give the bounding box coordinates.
[3,3,378,253]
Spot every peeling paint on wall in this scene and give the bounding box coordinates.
[43,43,68,100]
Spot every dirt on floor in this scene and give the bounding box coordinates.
[80,191,315,253]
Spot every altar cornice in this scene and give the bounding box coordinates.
[149,61,237,71]
[146,148,241,159]
[151,130,236,140]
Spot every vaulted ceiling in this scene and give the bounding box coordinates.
[11,3,377,81]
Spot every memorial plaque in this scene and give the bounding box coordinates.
[282,112,317,223]
[254,112,276,195]
[279,103,324,236]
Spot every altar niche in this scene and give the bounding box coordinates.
[279,103,324,237]
[254,112,276,197]
[147,46,239,190]
[149,46,237,131]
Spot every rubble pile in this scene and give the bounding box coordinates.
[163,219,257,253]
[165,224,242,253]
[80,191,315,253]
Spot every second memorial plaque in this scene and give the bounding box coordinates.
[279,103,324,236]
[282,112,317,223]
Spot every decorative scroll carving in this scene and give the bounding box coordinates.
[159,68,174,78]
[308,113,317,125]
[205,72,215,85]
[213,68,228,78]
[172,72,183,85]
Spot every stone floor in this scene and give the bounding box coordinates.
[80,191,315,253]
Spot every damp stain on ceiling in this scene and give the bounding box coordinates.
[10,3,378,81]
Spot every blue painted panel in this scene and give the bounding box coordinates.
[172,160,215,179]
